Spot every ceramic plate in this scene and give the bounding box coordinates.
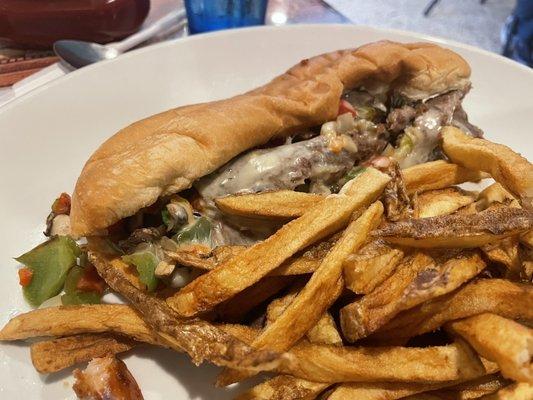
[0,24,531,399]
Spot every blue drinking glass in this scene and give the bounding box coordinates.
[184,0,268,34]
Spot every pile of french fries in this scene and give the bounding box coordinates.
[1,126,532,399]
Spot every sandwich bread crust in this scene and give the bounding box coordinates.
[70,41,470,236]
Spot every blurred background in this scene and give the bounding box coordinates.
[0,0,530,94]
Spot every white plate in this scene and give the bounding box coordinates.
[0,24,532,399]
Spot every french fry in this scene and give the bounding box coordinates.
[167,169,390,317]
[520,230,533,249]
[219,202,384,385]
[326,381,455,400]
[342,240,404,295]
[447,313,533,383]
[235,375,330,400]
[341,250,486,342]
[265,282,343,346]
[216,191,324,219]
[278,340,485,383]
[272,235,337,276]
[177,242,326,276]
[441,126,533,208]
[0,305,489,386]
[374,207,533,248]
[371,279,533,345]
[89,252,280,370]
[30,334,136,373]
[416,187,477,218]
[236,282,342,400]
[306,312,342,347]
[419,374,511,400]
[327,370,506,400]
[482,238,521,278]
[215,275,293,322]
[402,160,487,195]
[477,183,520,210]
[477,383,533,400]
[215,161,486,220]
[0,304,158,343]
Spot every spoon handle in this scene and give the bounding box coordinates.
[110,8,187,53]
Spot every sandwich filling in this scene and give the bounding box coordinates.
[33,86,481,298]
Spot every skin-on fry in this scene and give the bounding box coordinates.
[326,381,456,400]
[447,313,533,383]
[306,312,342,347]
[178,242,326,276]
[0,304,159,343]
[278,340,486,383]
[272,235,337,276]
[370,279,533,345]
[441,126,533,208]
[219,202,384,386]
[167,169,390,317]
[410,374,511,400]
[415,187,477,219]
[216,191,324,219]
[374,207,533,248]
[236,283,341,400]
[0,306,487,386]
[341,251,485,342]
[402,160,487,195]
[30,333,136,373]
[215,275,293,322]
[328,368,502,400]
[482,238,521,278]
[89,252,280,370]
[476,183,519,210]
[215,161,485,220]
[342,240,404,295]
[477,383,533,400]
[265,282,343,346]
[235,375,329,400]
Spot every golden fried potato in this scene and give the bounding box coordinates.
[327,381,453,400]
[402,160,487,195]
[482,238,521,278]
[374,207,533,248]
[416,187,477,218]
[278,340,485,383]
[0,304,158,343]
[440,374,510,400]
[265,283,343,347]
[90,253,280,371]
[216,191,324,219]
[30,334,135,374]
[235,375,330,400]
[442,127,533,208]
[167,169,390,317]
[477,183,520,210]
[447,313,533,383]
[343,240,404,295]
[341,251,485,342]
[476,383,533,400]
[219,202,384,386]
[371,279,533,345]
[215,275,293,322]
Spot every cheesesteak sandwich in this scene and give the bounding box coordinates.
[71,41,480,246]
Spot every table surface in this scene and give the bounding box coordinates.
[0,0,345,91]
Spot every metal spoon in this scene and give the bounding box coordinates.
[53,8,187,69]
